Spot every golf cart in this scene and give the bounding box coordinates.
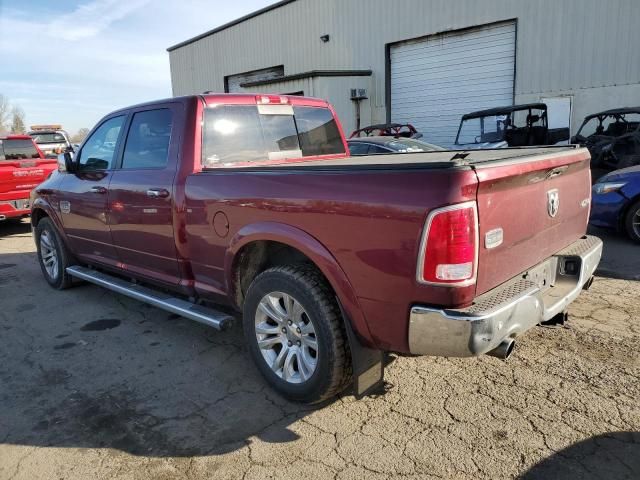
[454,103,569,149]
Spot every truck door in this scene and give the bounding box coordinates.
[59,115,126,265]
[107,105,182,285]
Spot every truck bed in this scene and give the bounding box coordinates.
[273,146,580,169]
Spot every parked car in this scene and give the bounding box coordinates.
[347,136,444,155]
[0,135,56,222]
[31,94,601,403]
[572,107,640,179]
[349,123,422,139]
[455,103,570,149]
[590,165,640,243]
[28,125,72,158]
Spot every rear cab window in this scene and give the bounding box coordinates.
[0,139,41,161]
[202,96,346,168]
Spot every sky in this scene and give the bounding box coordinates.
[0,0,275,133]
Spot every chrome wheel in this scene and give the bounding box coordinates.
[255,292,318,384]
[40,230,59,280]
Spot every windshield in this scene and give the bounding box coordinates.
[576,113,640,138]
[0,139,40,160]
[30,132,67,144]
[456,108,546,145]
[386,138,444,152]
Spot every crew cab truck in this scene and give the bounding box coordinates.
[1,135,56,221]
[30,94,602,403]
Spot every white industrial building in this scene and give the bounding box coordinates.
[168,0,640,146]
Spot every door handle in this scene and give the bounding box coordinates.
[90,186,108,194]
[146,188,170,198]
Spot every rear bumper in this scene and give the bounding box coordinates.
[0,198,31,220]
[408,235,603,357]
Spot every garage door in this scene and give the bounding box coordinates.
[390,21,516,147]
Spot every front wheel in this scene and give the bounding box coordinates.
[625,199,640,244]
[243,265,352,404]
[35,217,74,289]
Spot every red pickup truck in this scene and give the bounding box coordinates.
[1,135,56,222]
[30,94,602,403]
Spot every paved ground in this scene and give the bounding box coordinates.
[0,219,638,480]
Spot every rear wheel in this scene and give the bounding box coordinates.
[35,218,74,289]
[624,199,640,243]
[243,265,352,404]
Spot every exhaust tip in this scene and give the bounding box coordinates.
[0,215,6,221]
[487,339,515,360]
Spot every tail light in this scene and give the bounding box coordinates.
[417,201,478,286]
[256,95,289,105]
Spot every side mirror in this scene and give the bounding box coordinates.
[57,151,76,173]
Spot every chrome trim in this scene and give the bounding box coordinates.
[66,266,234,330]
[415,201,479,287]
[409,235,602,357]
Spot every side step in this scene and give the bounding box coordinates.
[66,266,234,331]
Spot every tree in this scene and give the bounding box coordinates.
[10,106,26,134]
[0,94,10,134]
[71,128,90,143]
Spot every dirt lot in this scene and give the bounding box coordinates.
[0,219,639,480]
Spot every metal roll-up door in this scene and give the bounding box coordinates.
[390,21,516,147]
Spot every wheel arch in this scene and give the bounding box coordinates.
[225,222,374,346]
[31,199,71,246]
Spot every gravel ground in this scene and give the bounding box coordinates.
[0,219,638,480]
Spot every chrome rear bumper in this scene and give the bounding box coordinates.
[408,235,603,357]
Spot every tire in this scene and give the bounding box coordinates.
[624,199,640,244]
[242,265,352,404]
[35,217,74,289]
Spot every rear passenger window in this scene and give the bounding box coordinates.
[367,145,389,154]
[122,109,173,169]
[202,104,345,168]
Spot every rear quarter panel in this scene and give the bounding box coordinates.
[184,166,478,352]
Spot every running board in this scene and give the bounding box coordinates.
[66,266,234,331]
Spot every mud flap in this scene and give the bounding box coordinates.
[337,300,385,398]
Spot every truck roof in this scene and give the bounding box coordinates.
[0,134,35,141]
[105,94,332,118]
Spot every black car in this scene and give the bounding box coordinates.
[347,136,444,156]
[572,107,640,178]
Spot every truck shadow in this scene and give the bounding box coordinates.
[519,432,640,479]
[0,250,336,457]
[0,218,32,238]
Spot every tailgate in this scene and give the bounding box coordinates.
[473,148,592,295]
[0,159,56,196]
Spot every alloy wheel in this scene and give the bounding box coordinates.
[40,230,59,280]
[254,291,318,384]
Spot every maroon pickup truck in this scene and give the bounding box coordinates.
[30,94,602,403]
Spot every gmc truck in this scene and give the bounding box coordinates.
[30,94,602,403]
[1,135,56,221]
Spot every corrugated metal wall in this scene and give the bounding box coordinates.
[169,0,640,134]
